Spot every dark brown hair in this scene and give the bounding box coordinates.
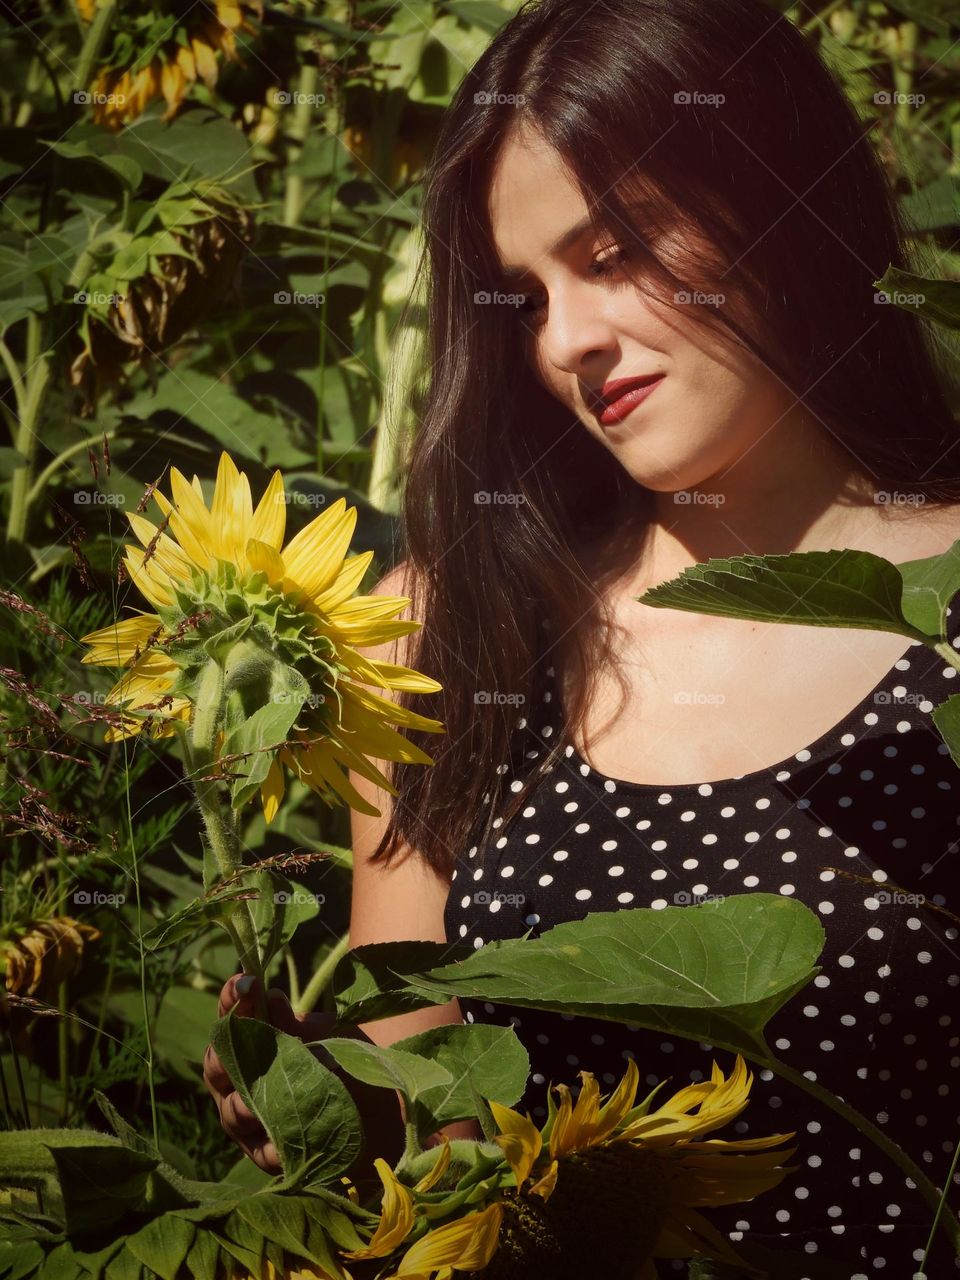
[367,0,960,879]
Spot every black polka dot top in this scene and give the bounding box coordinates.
[443,600,960,1279]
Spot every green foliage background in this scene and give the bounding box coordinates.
[0,0,957,1186]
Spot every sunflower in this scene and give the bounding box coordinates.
[83,1,263,129]
[481,1053,798,1280]
[80,453,443,824]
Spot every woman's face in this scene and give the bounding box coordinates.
[486,126,813,496]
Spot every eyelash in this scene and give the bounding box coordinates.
[518,247,632,320]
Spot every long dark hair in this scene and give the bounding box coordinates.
[367,0,960,879]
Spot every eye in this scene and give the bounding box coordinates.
[517,246,634,326]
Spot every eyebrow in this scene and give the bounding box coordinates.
[498,212,597,283]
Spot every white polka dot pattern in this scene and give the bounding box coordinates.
[443,609,960,1277]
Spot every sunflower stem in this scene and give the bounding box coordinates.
[758,1053,960,1253]
[189,657,268,1022]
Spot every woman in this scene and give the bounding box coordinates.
[205,0,960,1273]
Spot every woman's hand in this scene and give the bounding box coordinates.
[203,972,336,1173]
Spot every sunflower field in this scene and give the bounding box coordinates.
[1,2,959,1279]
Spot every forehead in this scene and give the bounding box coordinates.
[486,127,591,273]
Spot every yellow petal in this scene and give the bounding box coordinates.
[152,487,214,573]
[126,512,194,584]
[342,1159,414,1259]
[414,1136,451,1193]
[314,549,374,613]
[246,537,285,585]
[281,498,355,601]
[292,742,382,817]
[249,469,287,551]
[81,614,162,666]
[123,546,175,609]
[210,451,252,564]
[489,1099,542,1186]
[395,1202,502,1275]
[260,757,284,824]
[169,468,217,563]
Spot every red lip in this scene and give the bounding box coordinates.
[592,374,664,411]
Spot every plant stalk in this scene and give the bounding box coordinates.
[189,657,268,1020]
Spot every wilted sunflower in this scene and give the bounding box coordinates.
[1,916,101,1000]
[80,453,443,823]
[480,1053,798,1280]
[82,1,263,129]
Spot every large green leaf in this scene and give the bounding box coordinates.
[335,896,824,1060]
[874,265,960,331]
[209,1012,362,1187]
[392,1023,530,1141]
[319,1037,453,1116]
[896,538,960,637]
[636,548,931,639]
[124,1215,196,1280]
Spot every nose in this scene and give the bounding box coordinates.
[538,279,620,379]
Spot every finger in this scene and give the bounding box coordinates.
[220,1089,265,1139]
[248,1137,281,1175]
[202,1043,232,1097]
[218,973,243,1018]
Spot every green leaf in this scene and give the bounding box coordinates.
[636,548,932,640]
[332,940,476,1023]
[234,1197,327,1266]
[336,896,824,1060]
[932,693,960,770]
[0,1242,45,1280]
[393,1023,530,1139]
[874,266,960,331]
[103,1247,141,1280]
[896,539,960,637]
[203,614,254,661]
[182,1226,221,1280]
[209,1013,362,1187]
[319,1037,452,1113]
[223,695,304,809]
[35,1242,82,1280]
[125,1216,196,1280]
[141,884,263,951]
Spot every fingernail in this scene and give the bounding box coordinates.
[235,975,255,996]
